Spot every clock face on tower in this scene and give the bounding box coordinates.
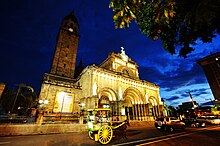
[68,28,73,32]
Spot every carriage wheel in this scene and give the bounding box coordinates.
[88,131,94,140]
[98,126,113,144]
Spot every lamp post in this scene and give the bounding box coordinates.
[79,102,85,124]
[11,87,21,114]
[79,103,85,113]
[37,99,48,124]
[39,99,49,109]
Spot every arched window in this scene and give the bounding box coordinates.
[123,69,129,76]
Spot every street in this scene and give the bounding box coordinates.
[118,126,220,146]
[0,125,220,146]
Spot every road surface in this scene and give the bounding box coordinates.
[0,125,220,146]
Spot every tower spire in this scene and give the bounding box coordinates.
[50,12,80,78]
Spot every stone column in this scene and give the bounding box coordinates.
[127,107,130,120]
[138,104,141,121]
[144,104,147,121]
[146,104,149,115]
[154,106,158,117]
[132,105,134,120]
[136,104,139,120]
[132,105,136,120]
[140,104,143,121]
[157,105,160,116]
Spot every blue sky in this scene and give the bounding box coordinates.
[0,0,219,107]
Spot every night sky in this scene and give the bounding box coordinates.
[0,0,219,107]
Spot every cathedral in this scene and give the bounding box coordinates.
[39,12,163,122]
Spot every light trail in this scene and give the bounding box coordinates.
[112,126,220,146]
[0,142,10,145]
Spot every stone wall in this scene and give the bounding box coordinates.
[0,124,86,136]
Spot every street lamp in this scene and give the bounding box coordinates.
[39,99,49,109]
[37,99,48,124]
[79,103,85,112]
[78,102,85,124]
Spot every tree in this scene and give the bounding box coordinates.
[0,84,37,115]
[109,0,220,58]
[211,105,220,115]
[0,86,14,114]
[167,105,177,117]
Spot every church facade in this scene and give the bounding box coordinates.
[39,12,163,122]
[78,49,163,121]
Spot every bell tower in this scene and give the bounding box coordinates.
[39,12,82,116]
[50,12,79,78]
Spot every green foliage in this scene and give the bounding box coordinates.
[212,105,220,112]
[167,105,177,116]
[109,0,220,57]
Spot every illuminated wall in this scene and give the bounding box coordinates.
[78,49,163,118]
[53,92,74,113]
[39,73,82,114]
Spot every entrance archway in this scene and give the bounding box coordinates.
[124,97,133,120]
[98,88,118,116]
[123,87,145,121]
[148,96,158,117]
[98,88,117,101]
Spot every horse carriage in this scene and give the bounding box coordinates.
[86,108,129,145]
